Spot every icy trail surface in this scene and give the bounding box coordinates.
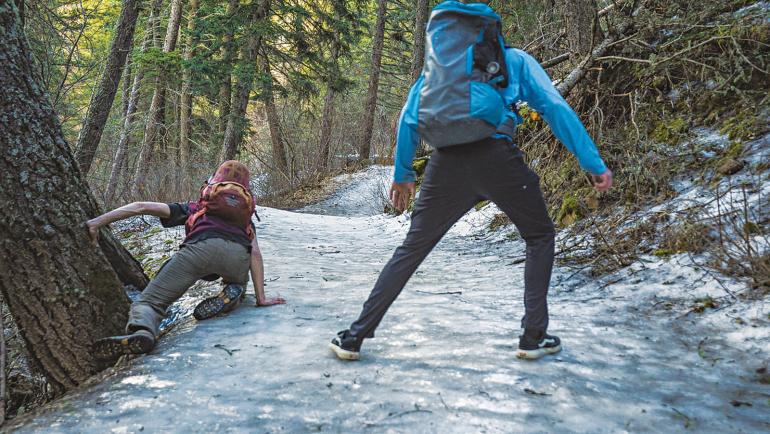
[14,167,770,433]
[297,165,392,216]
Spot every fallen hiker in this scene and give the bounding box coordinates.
[331,1,612,361]
[87,160,285,361]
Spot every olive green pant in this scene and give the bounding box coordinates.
[127,238,250,336]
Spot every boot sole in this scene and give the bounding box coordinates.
[194,286,244,320]
[93,334,154,361]
[516,344,562,360]
[329,342,360,361]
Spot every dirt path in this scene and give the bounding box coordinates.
[11,177,769,433]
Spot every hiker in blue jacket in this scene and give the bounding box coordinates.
[331,1,612,361]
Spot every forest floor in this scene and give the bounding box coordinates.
[9,152,770,433]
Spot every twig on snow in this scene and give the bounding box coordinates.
[415,290,462,295]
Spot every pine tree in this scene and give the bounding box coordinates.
[1,1,148,391]
[357,0,387,162]
[74,0,142,175]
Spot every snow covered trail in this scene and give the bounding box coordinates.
[297,165,392,216]
[12,175,770,433]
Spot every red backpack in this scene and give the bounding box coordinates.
[185,161,256,240]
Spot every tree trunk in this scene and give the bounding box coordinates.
[558,0,600,58]
[556,19,632,97]
[260,57,289,175]
[121,54,132,117]
[105,0,164,204]
[133,0,185,196]
[0,3,141,391]
[318,88,335,171]
[104,53,132,202]
[409,0,429,82]
[221,0,271,161]
[0,301,5,425]
[13,0,22,26]
[265,94,288,175]
[358,0,387,161]
[73,0,141,176]
[179,0,200,170]
[218,0,238,135]
[318,43,340,171]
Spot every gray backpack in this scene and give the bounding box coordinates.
[417,1,510,148]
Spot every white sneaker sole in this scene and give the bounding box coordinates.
[329,342,360,361]
[516,344,562,360]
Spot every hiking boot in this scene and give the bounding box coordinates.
[516,330,562,360]
[329,330,362,361]
[193,284,245,320]
[93,329,155,361]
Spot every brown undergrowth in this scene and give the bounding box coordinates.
[481,0,770,292]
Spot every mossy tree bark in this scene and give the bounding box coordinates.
[74,0,142,175]
[0,2,145,392]
[357,0,387,162]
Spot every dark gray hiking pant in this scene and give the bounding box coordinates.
[349,138,555,339]
[127,238,250,336]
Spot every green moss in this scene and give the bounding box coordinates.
[505,231,520,241]
[743,221,761,235]
[651,117,689,145]
[488,213,512,231]
[556,194,584,226]
[474,200,490,211]
[692,296,719,313]
[707,139,745,174]
[142,227,162,239]
[719,108,762,141]
[724,141,744,159]
[142,254,170,279]
[653,248,675,257]
[412,157,429,177]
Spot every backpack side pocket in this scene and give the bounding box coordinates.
[469,81,504,127]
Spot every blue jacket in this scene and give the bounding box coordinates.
[393,48,608,183]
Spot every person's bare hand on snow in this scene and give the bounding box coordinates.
[256,296,286,307]
[592,169,613,192]
[390,181,415,212]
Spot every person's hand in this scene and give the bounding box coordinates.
[592,169,613,192]
[256,296,286,307]
[85,220,100,246]
[389,181,416,212]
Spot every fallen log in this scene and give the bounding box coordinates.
[541,52,571,69]
[555,20,633,96]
